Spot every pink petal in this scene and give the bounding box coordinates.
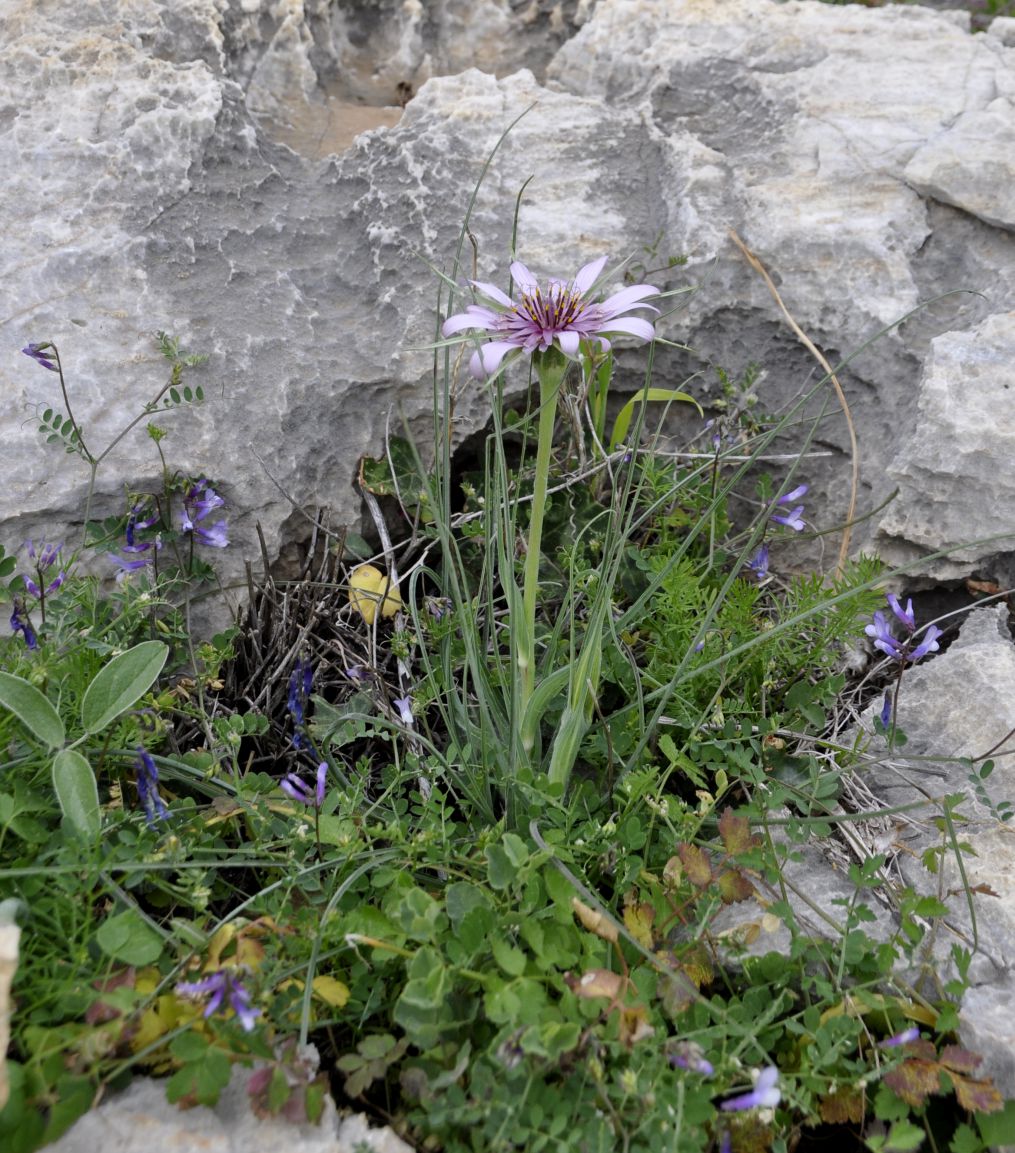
[509,261,539,297]
[470,280,516,309]
[442,310,497,336]
[598,316,656,342]
[472,340,520,379]
[573,255,609,294]
[556,330,581,356]
[600,284,660,316]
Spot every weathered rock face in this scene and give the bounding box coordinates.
[2,0,1014,625]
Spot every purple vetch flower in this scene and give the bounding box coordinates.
[393,695,414,727]
[177,969,260,1032]
[287,657,313,748]
[344,664,370,682]
[180,479,228,548]
[109,503,162,576]
[880,692,893,730]
[865,597,942,665]
[23,540,66,598]
[667,1042,714,1076]
[9,596,37,649]
[281,761,328,808]
[441,255,659,380]
[22,341,59,371]
[720,1066,781,1112]
[878,1026,920,1048]
[134,748,168,825]
[746,544,769,582]
[769,484,808,532]
[887,593,916,632]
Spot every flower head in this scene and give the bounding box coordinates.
[180,480,228,548]
[23,540,66,598]
[393,695,414,727]
[177,969,260,1032]
[135,748,168,825]
[281,761,328,808]
[769,484,808,532]
[22,341,59,371]
[720,1065,781,1112]
[9,596,37,649]
[109,503,161,577]
[442,256,659,380]
[865,597,942,665]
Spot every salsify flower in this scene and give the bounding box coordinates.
[134,748,168,825]
[281,761,328,808]
[720,1065,781,1112]
[442,255,659,380]
[22,341,59,371]
[180,479,228,548]
[177,969,260,1032]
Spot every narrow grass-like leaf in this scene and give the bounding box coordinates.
[81,640,168,734]
[52,749,100,839]
[0,671,65,748]
[609,387,702,451]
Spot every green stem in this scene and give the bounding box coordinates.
[517,348,567,762]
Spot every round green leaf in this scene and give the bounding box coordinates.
[52,749,100,840]
[95,909,164,966]
[0,672,65,749]
[81,641,168,734]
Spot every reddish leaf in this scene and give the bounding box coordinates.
[718,808,755,855]
[953,1074,1004,1114]
[819,1086,865,1124]
[717,868,755,904]
[940,1046,983,1074]
[884,1058,942,1107]
[677,843,713,888]
[663,856,683,889]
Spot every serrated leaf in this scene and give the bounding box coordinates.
[953,1073,1004,1114]
[0,671,65,748]
[940,1046,982,1074]
[81,641,168,733]
[884,1057,942,1107]
[718,807,755,855]
[52,749,100,839]
[819,1086,865,1124]
[677,843,713,888]
[717,868,754,904]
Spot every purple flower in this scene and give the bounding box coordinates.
[426,595,453,622]
[345,665,370,682]
[887,593,916,632]
[880,692,893,730]
[287,657,313,748]
[770,506,806,532]
[280,761,328,808]
[668,1042,714,1076]
[109,503,161,576]
[393,695,414,727]
[746,544,769,581]
[878,1026,920,1048]
[23,540,66,598]
[135,748,168,825]
[180,480,228,548]
[177,969,260,1032]
[720,1065,781,1112]
[22,342,59,371]
[865,598,942,665]
[778,484,808,505]
[9,597,37,649]
[442,256,659,380]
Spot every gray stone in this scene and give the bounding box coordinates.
[0,919,18,1111]
[44,1060,412,1153]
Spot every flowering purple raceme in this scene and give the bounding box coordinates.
[9,596,37,650]
[865,595,942,665]
[441,256,659,380]
[720,1065,781,1112]
[770,484,808,533]
[109,503,162,576]
[281,761,328,808]
[177,969,260,1032]
[287,657,313,748]
[22,341,59,372]
[134,748,169,825]
[180,479,228,548]
[23,540,66,599]
[746,544,770,582]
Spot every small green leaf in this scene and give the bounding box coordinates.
[0,672,65,748]
[81,641,168,734]
[95,909,164,965]
[52,749,100,839]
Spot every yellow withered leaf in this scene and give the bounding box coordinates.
[572,897,619,943]
[348,564,402,625]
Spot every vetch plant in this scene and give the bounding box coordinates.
[177,969,260,1033]
[866,592,943,742]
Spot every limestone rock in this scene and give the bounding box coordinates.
[43,1061,412,1153]
[0,920,18,1111]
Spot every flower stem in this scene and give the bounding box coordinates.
[517,348,567,763]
